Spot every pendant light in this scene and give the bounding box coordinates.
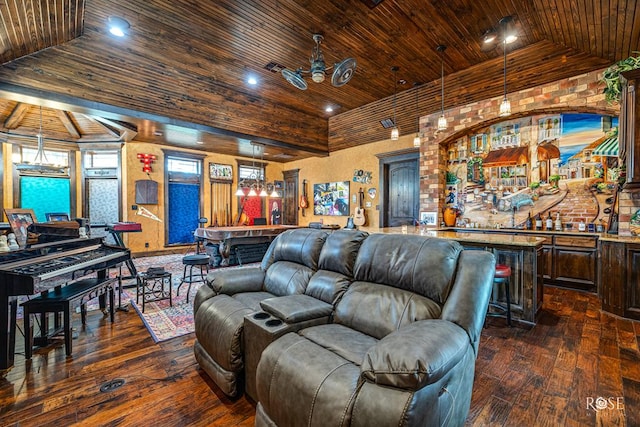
[437,45,448,131]
[413,82,421,147]
[390,66,399,141]
[499,17,512,117]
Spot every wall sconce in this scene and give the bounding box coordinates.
[137,153,157,173]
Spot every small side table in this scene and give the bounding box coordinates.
[136,270,172,313]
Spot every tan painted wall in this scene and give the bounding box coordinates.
[284,134,414,228]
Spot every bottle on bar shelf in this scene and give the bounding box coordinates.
[525,211,533,230]
[546,212,553,231]
[535,213,543,231]
[555,212,563,231]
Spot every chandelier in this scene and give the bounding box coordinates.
[234,143,279,198]
[281,34,357,90]
[11,106,69,176]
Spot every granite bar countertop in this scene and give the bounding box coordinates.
[366,227,545,247]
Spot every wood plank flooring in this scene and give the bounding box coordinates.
[1,285,638,426]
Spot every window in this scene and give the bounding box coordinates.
[84,151,119,168]
[21,146,68,166]
[168,157,200,174]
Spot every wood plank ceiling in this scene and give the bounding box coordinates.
[0,0,636,162]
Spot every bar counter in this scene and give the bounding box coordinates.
[362,227,545,325]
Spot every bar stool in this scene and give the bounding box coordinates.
[487,263,512,326]
[176,254,210,303]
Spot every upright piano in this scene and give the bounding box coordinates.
[0,237,131,370]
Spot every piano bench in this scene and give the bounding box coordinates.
[21,277,116,359]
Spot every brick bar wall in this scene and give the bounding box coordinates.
[416,68,640,235]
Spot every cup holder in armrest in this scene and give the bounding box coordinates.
[265,319,283,327]
[253,312,270,320]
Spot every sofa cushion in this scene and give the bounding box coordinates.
[300,323,378,365]
[318,229,368,276]
[334,282,442,340]
[261,228,328,271]
[232,291,275,311]
[353,234,462,304]
[305,270,352,305]
[263,261,315,296]
[361,320,470,390]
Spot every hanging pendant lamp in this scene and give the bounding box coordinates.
[390,66,399,141]
[413,82,421,147]
[436,45,448,131]
[499,17,512,117]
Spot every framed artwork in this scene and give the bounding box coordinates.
[268,198,282,225]
[313,181,350,216]
[209,163,233,182]
[420,211,438,226]
[4,208,36,247]
[46,212,70,222]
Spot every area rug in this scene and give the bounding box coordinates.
[126,254,258,342]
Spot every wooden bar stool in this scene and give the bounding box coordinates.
[487,263,512,326]
[177,254,210,303]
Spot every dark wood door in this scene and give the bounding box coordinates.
[386,159,419,227]
[282,169,299,225]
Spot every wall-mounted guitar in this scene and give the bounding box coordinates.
[233,195,249,226]
[299,179,309,217]
[353,187,366,226]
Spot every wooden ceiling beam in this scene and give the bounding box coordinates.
[55,110,81,138]
[92,116,138,142]
[4,102,30,129]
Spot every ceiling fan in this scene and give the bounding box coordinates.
[281,34,357,90]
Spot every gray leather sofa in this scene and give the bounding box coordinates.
[254,233,496,427]
[193,228,368,397]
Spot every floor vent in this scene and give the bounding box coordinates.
[99,378,126,392]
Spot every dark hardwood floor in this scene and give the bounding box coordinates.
[1,286,638,426]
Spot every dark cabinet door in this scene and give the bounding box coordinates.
[282,169,299,225]
[600,240,626,316]
[626,245,640,319]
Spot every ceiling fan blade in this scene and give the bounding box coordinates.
[331,58,357,87]
[281,69,308,90]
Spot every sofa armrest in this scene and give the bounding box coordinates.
[207,266,265,295]
[361,320,469,390]
[260,295,333,323]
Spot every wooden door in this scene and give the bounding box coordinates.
[282,169,299,225]
[378,151,419,227]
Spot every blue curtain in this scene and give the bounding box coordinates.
[20,177,71,222]
[168,182,200,244]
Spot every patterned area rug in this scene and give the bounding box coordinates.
[125,253,257,342]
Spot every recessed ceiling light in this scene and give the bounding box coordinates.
[196,140,204,145]
[247,76,258,85]
[325,106,334,113]
[107,16,130,37]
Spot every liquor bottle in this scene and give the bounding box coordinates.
[525,212,533,230]
[535,213,543,231]
[546,212,553,231]
[555,212,563,231]
[578,220,586,232]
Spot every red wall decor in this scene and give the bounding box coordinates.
[137,153,157,173]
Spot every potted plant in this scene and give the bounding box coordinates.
[445,171,459,185]
[529,181,540,200]
[601,52,640,103]
[549,174,561,188]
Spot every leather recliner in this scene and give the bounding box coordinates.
[193,228,368,397]
[254,233,496,427]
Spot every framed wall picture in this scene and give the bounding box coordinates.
[420,211,438,226]
[209,163,233,182]
[313,181,350,216]
[45,212,70,222]
[4,208,37,247]
[268,198,282,225]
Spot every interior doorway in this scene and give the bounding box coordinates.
[378,150,420,227]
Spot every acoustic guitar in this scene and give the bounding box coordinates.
[353,187,366,226]
[233,196,250,226]
[299,179,309,216]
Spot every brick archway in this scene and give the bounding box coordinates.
[418,69,619,224]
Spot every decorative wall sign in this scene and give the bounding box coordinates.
[352,169,372,184]
[420,211,437,226]
[137,153,157,173]
[368,187,377,199]
[209,163,233,181]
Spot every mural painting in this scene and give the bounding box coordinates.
[446,113,620,230]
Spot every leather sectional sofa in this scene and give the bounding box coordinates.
[193,228,496,427]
